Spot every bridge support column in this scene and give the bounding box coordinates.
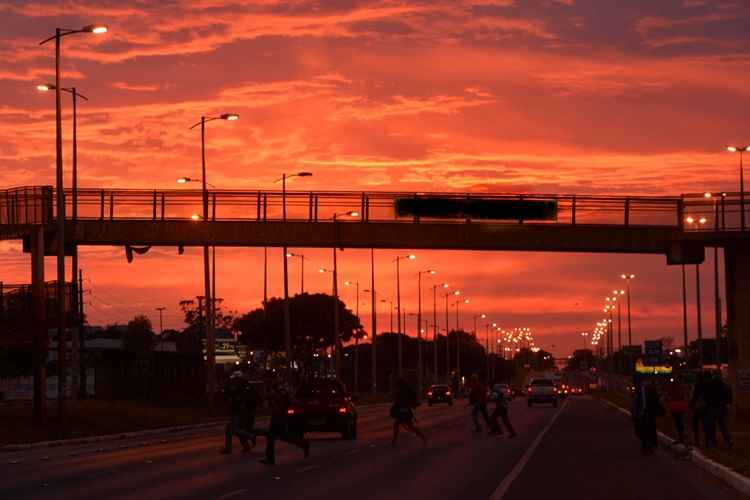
[31,226,47,424]
[726,245,750,415]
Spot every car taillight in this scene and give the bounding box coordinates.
[287,408,296,416]
[527,387,532,393]
[446,391,451,396]
[427,392,433,396]
[338,407,347,414]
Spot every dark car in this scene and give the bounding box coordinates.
[287,379,358,440]
[427,384,453,406]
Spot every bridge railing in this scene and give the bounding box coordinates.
[0,186,53,227]
[1,186,746,231]
[681,192,748,231]
[57,188,688,228]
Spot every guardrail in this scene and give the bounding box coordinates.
[67,188,685,227]
[0,186,747,232]
[0,186,53,227]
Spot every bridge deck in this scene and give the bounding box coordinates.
[1,187,747,262]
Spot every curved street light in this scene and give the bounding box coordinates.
[39,23,107,422]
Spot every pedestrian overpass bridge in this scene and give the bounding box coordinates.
[2,185,750,414]
[1,186,745,262]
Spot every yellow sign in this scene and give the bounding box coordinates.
[634,358,672,375]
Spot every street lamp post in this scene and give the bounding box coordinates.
[394,254,416,378]
[682,263,689,360]
[685,215,707,367]
[39,24,107,420]
[620,274,635,370]
[727,146,749,230]
[186,112,238,406]
[37,83,89,400]
[345,280,360,392]
[416,269,435,396]
[454,298,469,380]
[612,290,625,351]
[286,252,307,294]
[330,211,358,379]
[696,263,704,368]
[432,283,448,383]
[277,172,312,370]
[444,290,459,383]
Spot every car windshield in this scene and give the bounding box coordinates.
[531,379,554,386]
[296,380,345,398]
[431,385,449,390]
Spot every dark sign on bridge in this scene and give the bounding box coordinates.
[395,196,558,221]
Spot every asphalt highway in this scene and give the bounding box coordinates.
[0,397,743,500]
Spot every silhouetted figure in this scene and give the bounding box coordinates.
[690,371,709,446]
[391,378,426,446]
[220,371,255,454]
[260,380,310,466]
[489,382,517,438]
[468,374,491,433]
[634,379,664,454]
[703,371,733,449]
[664,375,689,445]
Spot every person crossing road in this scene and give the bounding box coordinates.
[489,381,517,438]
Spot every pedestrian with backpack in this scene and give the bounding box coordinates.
[391,378,427,446]
[489,381,517,438]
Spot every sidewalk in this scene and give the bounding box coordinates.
[600,392,750,495]
[504,396,746,500]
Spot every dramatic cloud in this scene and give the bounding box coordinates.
[0,0,744,356]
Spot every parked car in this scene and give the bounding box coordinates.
[427,384,454,406]
[527,378,558,407]
[287,379,358,440]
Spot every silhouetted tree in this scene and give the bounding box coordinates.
[123,315,155,353]
[234,293,363,356]
[567,349,596,371]
[179,298,236,332]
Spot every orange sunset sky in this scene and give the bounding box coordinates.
[1,0,748,356]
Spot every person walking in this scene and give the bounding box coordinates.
[220,371,255,454]
[390,378,427,446]
[690,371,709,447]
[468,374,491,433]
[704,371,734,449]
[260,380,310,466]
[664,375,690,445]
[489,381,517,438]
[633,378,664,454]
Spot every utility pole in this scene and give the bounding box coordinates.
[370,249,377,393]
[156,307,166,335]
[696,264,704,368]
[682,264,689,362]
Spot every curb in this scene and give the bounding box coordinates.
[600,398,750,497]
[0,420,225,453]
[0,400,393,453]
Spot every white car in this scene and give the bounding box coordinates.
[527,378,558,407]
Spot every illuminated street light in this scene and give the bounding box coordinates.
[39,21,108,423]
[727,145,750,230]
[393,253,417,378]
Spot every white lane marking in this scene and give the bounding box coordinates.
[489,401,567,500]
[214,488,247,500]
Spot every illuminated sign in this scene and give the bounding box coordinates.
[634,358,672,375]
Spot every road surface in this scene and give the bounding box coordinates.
[0,397,742,500]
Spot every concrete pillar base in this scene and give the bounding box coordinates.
[725,245,750,415]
